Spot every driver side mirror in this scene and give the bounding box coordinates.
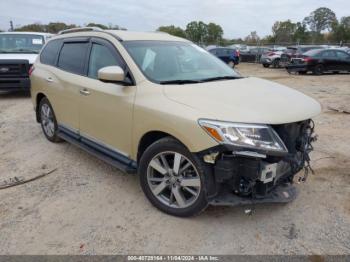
[98,66,126,83]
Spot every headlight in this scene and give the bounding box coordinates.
[198,119,288,153]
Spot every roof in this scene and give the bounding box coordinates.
[106,30,188,42]
[0,31,52,36]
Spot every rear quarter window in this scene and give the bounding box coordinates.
[40,39,62,66]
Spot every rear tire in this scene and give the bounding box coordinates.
[39,97,61,143]
[139,137,208,217]
[263,64,270,68]
[313,64,324,75]
[299,71,307,75]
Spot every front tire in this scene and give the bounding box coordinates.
[263,64,270,68]
[39,97,61,143]
[139,137,208,217]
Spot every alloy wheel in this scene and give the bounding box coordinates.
[146,151,201,209]
[41,103,55,137]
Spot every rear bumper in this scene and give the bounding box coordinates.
[286,64,311,72]
[0,77,30,92]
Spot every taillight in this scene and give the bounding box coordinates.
[29,65,35,76]
[303,57,313,63]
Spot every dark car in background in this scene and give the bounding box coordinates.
[280,45,325,67]
[286,49,350,75]
[208,47,239,68]
[239,47,271,63]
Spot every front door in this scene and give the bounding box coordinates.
[78,38,136,157]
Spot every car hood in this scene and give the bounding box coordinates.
[163,77,321,124]
[0,54,38,64]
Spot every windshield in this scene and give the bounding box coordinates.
[0,34,44,54]
[122,41,240,83]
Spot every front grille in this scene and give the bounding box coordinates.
[0,60,29,78]
[272,120,309,153]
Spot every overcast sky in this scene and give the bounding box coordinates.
[0,0,349,38]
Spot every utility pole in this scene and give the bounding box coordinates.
[9,20,14,31]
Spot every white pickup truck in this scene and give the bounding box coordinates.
[0,32,52,92]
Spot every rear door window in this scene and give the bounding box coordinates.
[40,39,62,66]
[321,50,336,58]
[58,42,89,75]
[87,43,122,79]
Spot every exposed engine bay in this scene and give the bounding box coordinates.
[199,120,317,206]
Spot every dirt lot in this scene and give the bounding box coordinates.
[0,63,349,255]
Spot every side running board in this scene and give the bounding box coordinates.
[57,128,137,174]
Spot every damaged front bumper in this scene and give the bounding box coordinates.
[198,120,316,207]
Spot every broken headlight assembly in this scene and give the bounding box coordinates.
[198,119,288,153]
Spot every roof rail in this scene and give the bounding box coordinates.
[58,27,103,35]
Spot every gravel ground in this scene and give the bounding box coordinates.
[0,63,349,255]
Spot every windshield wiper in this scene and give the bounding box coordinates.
[200,76,241,82]
[159,79,203,85]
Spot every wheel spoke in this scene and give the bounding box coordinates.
[173,153,182,174]
[159,154,170,171]
[172,186,186,207]
[183,186,198,196]
[149,159,167,175]
[152,181,168,195]
[179,162,191,174]
[149,177,165,182]
[180,177,201,187]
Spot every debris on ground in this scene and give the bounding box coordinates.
[0,168,57,190]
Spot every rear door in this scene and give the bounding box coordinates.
[54,38,90,132]
[78,38,136,157]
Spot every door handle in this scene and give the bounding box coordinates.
[46,77,53,83]
[80,88,91,96]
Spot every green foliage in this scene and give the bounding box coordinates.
[185,21,208,44]
[14,22,76,33]
[157,25,186,38]
[271,20,296,43]
[330,16,350,42]
[303,7,337,33]
[86,23,109,30]
[206,23,223,44]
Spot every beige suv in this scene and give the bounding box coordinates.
[31,28,321,217]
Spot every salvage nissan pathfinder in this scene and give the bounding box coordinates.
[30,28,321,217]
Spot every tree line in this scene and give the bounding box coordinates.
[158,7,349,45]
[2,7,349,45]
[3,22,126,33]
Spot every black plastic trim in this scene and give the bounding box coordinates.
[57,125,137,174]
